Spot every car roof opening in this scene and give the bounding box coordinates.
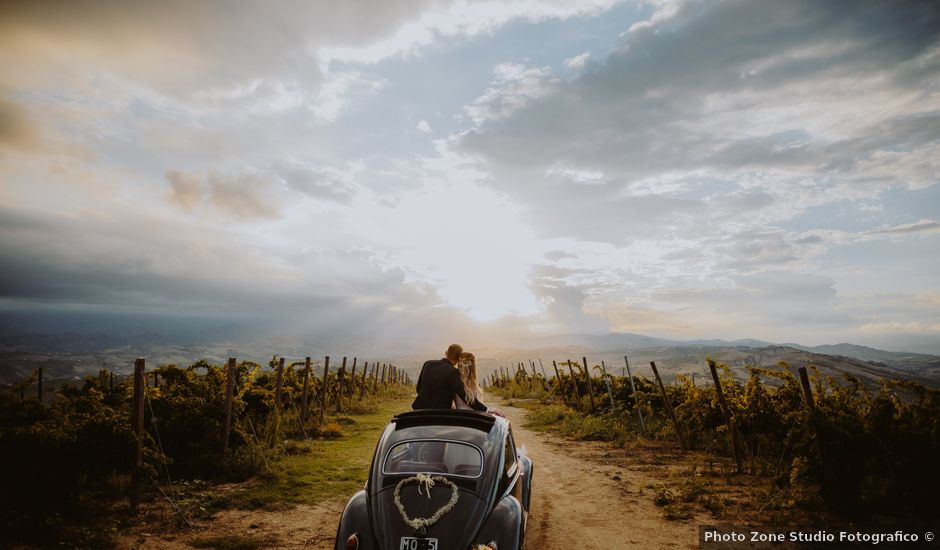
[393,410,497,432]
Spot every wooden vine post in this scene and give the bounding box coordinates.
[537,359,549,390]
[708,359,743,473]
[650,361,687,450]
[624,356,645,432]
[359,362,370,400]
[301,357,311,422]
[274,357,285,416]
[320,356,330,425]
[349,357,358,397]
[130,358,145,512]
[37,367,43,402]
[565,359,581,406]
[581,357,596,410]
[380,363,387,385]
[337,357,347,413]
[223,357,236,458]
[798,366,831,481]
[551,360,562,386]
[600,360,615,407]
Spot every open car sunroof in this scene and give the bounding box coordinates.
[392,409,497,432]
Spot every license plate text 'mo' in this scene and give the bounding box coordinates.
[399,536,439,550]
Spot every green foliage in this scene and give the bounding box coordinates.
[0,358,411,547]
[489,359,940,519]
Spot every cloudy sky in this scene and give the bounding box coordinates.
[1,0,939,352]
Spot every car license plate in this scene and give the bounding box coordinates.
[399,536,438,550]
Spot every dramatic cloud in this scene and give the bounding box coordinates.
[1,0,938,352]
[0,97,38,152]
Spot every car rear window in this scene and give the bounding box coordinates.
[383,440,483,478]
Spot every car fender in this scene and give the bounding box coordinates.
[335,490,374,550]
[474,495,523,550]
[519,456,534,512]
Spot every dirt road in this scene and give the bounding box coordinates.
[501,401,700,550]
[122,401,711,549]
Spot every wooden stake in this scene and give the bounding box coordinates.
[37,367,43,403]
[301,357,311,421]
[798,366,816,413]
[798,366,830,481]
[624,356,645,432]
[337,357,346,413]
[130,358,145,512]
[650,361,687,450]
[223,358,236,458]
[349,358,358,397]
[381,363,387,384]
[537,359,549,390]
[600,360,614,407]
[274,357,285,416]
[566,359,581,406]
[708,360,743,473]
[359,361,369,401]
[582,357,596,410]
[320,356,330,425]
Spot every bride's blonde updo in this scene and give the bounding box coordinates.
[457,352,479,405]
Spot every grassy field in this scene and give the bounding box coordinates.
[228,394,414,510]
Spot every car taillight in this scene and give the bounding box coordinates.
[345,533,359,550]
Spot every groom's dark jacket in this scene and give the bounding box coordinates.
[411,358,487,411]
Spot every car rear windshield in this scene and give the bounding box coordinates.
[383,440,483,478]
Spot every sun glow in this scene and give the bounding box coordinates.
[363,179,543,321]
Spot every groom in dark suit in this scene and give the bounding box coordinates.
[412,343,487,411]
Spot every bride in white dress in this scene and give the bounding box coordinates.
[448,352,488,473]
[453,352,482,410]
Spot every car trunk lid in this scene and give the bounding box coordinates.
[371,482,488,549]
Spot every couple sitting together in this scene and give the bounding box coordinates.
[411,344,504,417]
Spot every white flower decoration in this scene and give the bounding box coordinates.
[393,473,460,531]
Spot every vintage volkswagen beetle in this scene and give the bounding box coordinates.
[335,409,533,550]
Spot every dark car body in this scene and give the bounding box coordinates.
[335,409,533,550]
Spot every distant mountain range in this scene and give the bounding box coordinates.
[518,332,773,351]
[516,332,939,367]
[1,329,938,387]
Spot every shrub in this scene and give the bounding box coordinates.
[488,359,940,519]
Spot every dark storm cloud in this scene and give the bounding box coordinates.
[459,0,940,243]
[0,204,492,344]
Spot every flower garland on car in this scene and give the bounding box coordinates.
[393,473,460,531]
